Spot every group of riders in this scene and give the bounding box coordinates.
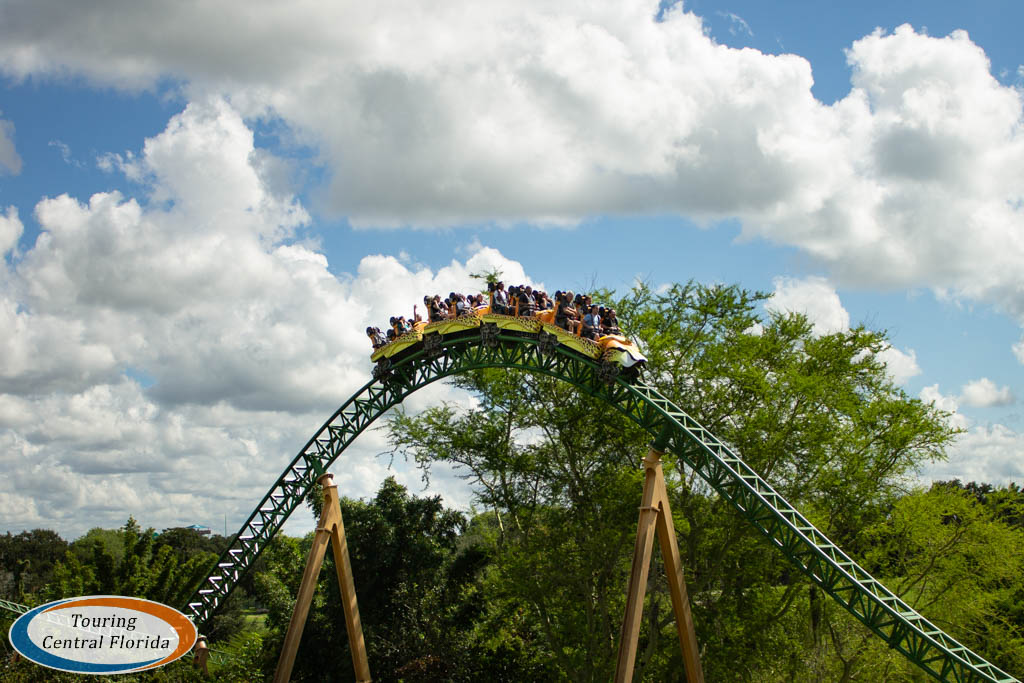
[366,281,622,350]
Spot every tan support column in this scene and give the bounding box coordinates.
[614,448,704,683]
[616,451,661,681]
[273,473,372,683]
[653,459,703,682]
[324,476,371,682]
[192,636,209,676]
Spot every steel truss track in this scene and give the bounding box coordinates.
[185,330,1018,683]
[0,598,29,616]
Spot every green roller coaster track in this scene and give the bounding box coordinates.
[0,598,29,616]
[2,326,1018,682]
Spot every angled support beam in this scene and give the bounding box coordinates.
[615,447,704,683]
[273,473,371,683]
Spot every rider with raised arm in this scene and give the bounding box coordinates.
[426,295,443,323]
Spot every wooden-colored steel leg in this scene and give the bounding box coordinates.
[615,448,704,683]
[192,635,209,676]
[273,473,372,683]
[653,462,703,682]
[615,451,661,682]
[325,479,371,682]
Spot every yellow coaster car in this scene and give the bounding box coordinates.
[370,322,427,363]
[370,303,646,376]
[597,335,646,369]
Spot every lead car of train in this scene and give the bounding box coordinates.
[369,304,647,381]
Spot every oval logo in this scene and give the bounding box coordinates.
[8,596,198,675]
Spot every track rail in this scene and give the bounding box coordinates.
[184,329,1017,683]
[0,598,29,616]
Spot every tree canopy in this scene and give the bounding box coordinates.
[383,280,1019,680]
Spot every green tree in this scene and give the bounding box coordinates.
[771,481,1024,682]
[154,527,230,558]
[71,527,126,567]
[0,529,67,602]
[388,370,650,681]
[386,280,964,680]
[40,518,242,638]
[0,652,209,683]
[862,483,1024,674]
[253,477,552,682]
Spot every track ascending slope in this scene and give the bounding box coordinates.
[0,598,29,616]
[184,328,1017,683]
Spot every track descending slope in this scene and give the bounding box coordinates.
[185,328,1019,683]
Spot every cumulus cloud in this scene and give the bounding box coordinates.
[959,377,1015,407]
[0,113,22,175]
[0,100,522,536]
[766,275,850,334]
[1014,337,1024,365]
[917,384,1023,487]
[0,206,22,256]
[764,275,920,383]
[919,384,969,431]
[923,423,1024,486]
[875,345,921,385]
[3,4,1021,336]
[1,1,1022,525]
[0,13,976,215]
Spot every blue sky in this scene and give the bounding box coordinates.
[1,0,1023,538]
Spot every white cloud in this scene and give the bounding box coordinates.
[919,384,969,431]
[0,113,22,175]
[48,139,81,167]
[2,5,1024,333]
[959,377,1015,407]
[0,205,23,256]
[765,275,921,384]
[717,11,753,38]
[1014,337,1024,365]
[876,345,921,385]
[923,423,1024,486]
[917,384,1023,486]
[0,2,1022,527]
[766,275,849,335]
[0,100,525,536]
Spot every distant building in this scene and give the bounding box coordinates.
[159,524,212,536]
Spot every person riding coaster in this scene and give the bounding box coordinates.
[370,287,647,373]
